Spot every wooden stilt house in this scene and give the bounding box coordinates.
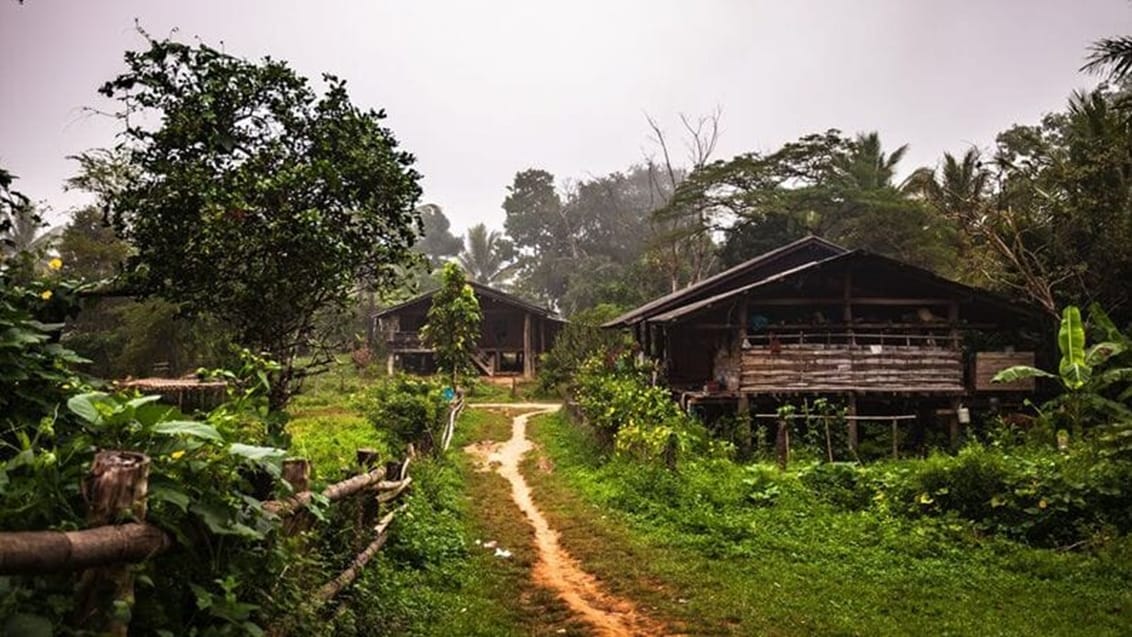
[605,236,1045,448]
[373,282,564,379]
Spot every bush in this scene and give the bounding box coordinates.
[354,374,449,452]
[536,303,628,396]
[573,353,711,463]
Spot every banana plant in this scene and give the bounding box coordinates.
[993,305,1132,434]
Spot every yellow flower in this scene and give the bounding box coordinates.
[40,290,53,300]
[170,450,186,460]
[1038,498,1048,509]
[48,258,63,270]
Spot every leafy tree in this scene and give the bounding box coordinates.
[420,262,482,384]
[667,130,957,272]
[537,303,630,395]
[458,222,517,285]
[414,203,463,267]
[946,83,1132,321]
[503,168,572,305]
[100,34,423,410]
[502,165,674,312]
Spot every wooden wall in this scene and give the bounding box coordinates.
[740,344,964,394]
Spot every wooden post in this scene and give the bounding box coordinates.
[281,458,312,536]
[356,450,380,547]
[949,397,961,450]
[386,353,395,376]
[737,394,752,461]
[523,313,533,379]
[282,459,311,494]
[775,418,789,471]
[74,451,151,636]
[891,419,899,460]
[823,414,834,463]
[847,393,859,455]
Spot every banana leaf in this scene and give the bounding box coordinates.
[1058,306,1090,390]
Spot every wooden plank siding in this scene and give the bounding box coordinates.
[974,352,1036,391]
[740,344,964,394]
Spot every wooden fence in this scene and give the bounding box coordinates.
[0,446,417,635]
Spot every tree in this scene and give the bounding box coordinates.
[420,262,482,384]
[1082,35,1132,82]
[1,200,60,258]
[645,110,722,291]
[666,129,957,273]
[415,203,463,267]
[458,223,517,284]
[100,34,423,409]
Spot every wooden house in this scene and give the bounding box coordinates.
[373,282,564,379]
[605,236,1044,447]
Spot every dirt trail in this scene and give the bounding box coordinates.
[466,403,667,637]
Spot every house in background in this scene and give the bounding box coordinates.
[373,282,564,379]
[605,236,1045,449]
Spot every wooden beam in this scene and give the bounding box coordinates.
[749,297,955,306]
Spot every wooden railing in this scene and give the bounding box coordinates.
[0,447,417,634]
[387,331,424,349]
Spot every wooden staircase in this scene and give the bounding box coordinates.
[469,349,494,376]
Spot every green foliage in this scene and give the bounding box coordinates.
[287,413,392,482]
[994,305,1132,433]
[420,263,482,383]
[458,223,518,285]
[101,34,423,408]
[573,352,710,462]
[0,264,88,446]
[536,303,628,395]
[354,374,449,453]
[671,129,958,273]
[527,411,1132,635]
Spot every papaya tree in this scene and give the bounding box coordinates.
[420,263,482,385]
[993,305,1132,435]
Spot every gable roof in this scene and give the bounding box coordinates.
[372,281,564,321]
[647,249,1042,324]
[603,235,848,328]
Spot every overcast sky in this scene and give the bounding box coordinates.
[2,1,1130,234]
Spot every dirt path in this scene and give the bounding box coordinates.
[466,403,667,637]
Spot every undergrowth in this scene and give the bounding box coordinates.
[526,411,1132,636]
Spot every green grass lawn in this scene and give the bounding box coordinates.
[524,411,1132,636]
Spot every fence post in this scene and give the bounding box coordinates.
[356,449,380,548]
[775,419,789,471]
[281,458,312,536]
[74,450,151,636]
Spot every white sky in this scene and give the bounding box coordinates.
[2,0,1129,233]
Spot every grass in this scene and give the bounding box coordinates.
[464,377,544,403]
[285,361,582,634]
[524,411,1132,636]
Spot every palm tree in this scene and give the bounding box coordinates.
[906,148,991,225]
[1082,36,1132,82]
[2,201,61,257]
[458,223,518,285]
[835,132,909,191]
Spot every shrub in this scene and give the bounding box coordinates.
[536,303,628,396]
[573,353,709,463]
[354,374,448,452]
